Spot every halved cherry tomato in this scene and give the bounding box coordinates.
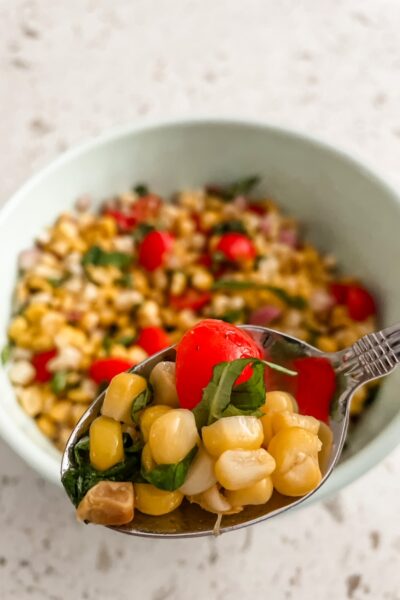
[292,357,336,423]
[137,327,170,355]
[216,233,256,262]
[176,319,262,410]
[330,283,349,305]
[32,349,57,383]
[170,290,212,311]
[131,195,162,222]
[89,358,133,384]
[104,210,137,232]
[330,282,376,321]
[197,253,212,268]
[138,231,174,272]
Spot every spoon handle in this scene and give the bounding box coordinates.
[335,323,400,385]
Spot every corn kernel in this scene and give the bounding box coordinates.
[134,484,183,516]
[179,446,216,495]
[316,336,338,353]
[141,443,156,472]
[202,416,263,457]
[268,427,322,497]
[188,484,233,515]
[271,411,320,435]
[262,391,298,415]
[149,362,179,407]
[8,316,28,340]
[149,409,199,464]
[140,405,171,442]
[318,420,334,473]
[215,448,276,490]
[37,415,57,439]
[101,372,147,425]
[48,400,72,424]
[18,386,43,417]
[225,477,274,507]
[89,416,124,471]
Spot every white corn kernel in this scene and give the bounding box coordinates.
[8,360,36,386]
[170,272,187,296]
[202,416,264,457]
[18,386,43,417]
[215,449,276,490]
[179,446,217,495]
[149,409,199,464]
[188,484,232,514]
[137,300,161,328]
[149,362,179,407]
[115,290,143,311]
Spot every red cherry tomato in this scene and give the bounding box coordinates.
[292,357,336,423]
[138,230,174,272]
[176,319,262,410]
[132,195,162,222]
[137,327,170,356]
[104,210,137,232]
[89,358,133,384]
[346,285,376,321]
[330,283,349,305]
[248,203,266,215]
[170,290,212,311]
[197,253,212,268]
[32,349,57,383]
[216,233,256,262]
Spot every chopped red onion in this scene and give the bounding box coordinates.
[249,305,282,326]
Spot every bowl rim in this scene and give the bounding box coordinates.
[1,115,400,499]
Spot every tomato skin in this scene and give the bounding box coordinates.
[170,290,212,311]
[216,233,256,262]
[137,327,170,355]
[292,357,336,423]
[104,210,136,232]
[32,349,57,383]
[104,196,161,232]
[138,231,174,271]
[176,319,262,410]
[346,286,376,321]
[89,358,133,384]
[330,283,349,305]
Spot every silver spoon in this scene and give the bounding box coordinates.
[61,323,400,538]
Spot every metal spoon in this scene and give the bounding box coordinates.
[61,323,400,538]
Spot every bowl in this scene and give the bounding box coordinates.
[1,117,400,504]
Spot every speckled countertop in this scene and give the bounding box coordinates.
[1,2,400,599]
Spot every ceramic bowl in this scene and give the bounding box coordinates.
[1,118,399,503]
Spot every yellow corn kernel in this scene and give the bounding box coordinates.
[26,275,52,292]
[215,449,276,491]
[149,409,199,464]
[134,484,183,516]
[179,446,217,495]
[202,416,263,458]
[262,391,298,415]
[70,403,87,426]
[48,400,72,424]
[57,427,73,450]
[37,415,57,439]
[101,372,147,425]
[271,411,320,435]
[149,362,179,407]
[268,427,322,497]
[225,477,274,508]
[18,386,44,417]
[316,336,338,353]
[141,443,156,472]
[77,481,134,525]
[8,316,28,340]
[30,333,54,352]
[350,386,368,416]
[55,326,87,348]
[67,388,94,403]
[89,416,124,471]
[140,405,171,442]
[24,303,47,323]
[318,420,334,473]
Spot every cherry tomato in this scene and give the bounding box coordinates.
[104,210,137,232]
[346,285,376,321]
[32,349,57,383]
[170,290,212,311]
[176,319,262,410]
[216,233,256,262]
[330,283,349,304]
[89,358,133,384]
[292,357,336,423]
[131,195,162,222]
[248,203,266,215]
[137,327,170,355]
[197,253,212,268]
[138,231,174,271]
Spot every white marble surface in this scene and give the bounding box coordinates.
[1,1,400,598]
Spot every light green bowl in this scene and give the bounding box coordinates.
[0,118,399,502]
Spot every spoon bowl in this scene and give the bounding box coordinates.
[61,324,399,537]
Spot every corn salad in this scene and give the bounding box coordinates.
[4,178,377,450]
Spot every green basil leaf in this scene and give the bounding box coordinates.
[51,371,68,395]
[1,343,12,365]
[192,358,262,429]
[82,245,132,270]
[206,176,260,200]
[142,446,198,491]
[73,436,90,466]
[230,361,266,411]
[117,334,136,347]
[211,220,248,236]
[123,433,143,454]
[118,273,133,288]
[133,223,155,244]
[218,308,247,324]
[133,183,149,197]
[131,387,152,424]
[211,280,307,309]
[222,405,264,418]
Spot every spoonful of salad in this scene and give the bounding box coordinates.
[61,318,399,537]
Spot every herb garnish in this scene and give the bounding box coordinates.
[82,246,132,270]
[206,175,260,200]
[141,446,198,491]
[131,387,152,424]
[212,280,307,309]
[211,220,248,236]
[1,343,12,365]
[133,184,149,197]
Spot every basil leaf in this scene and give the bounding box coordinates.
[73,436,90,466]
[211,280,307,309]
[222,405,264,418]
[47,274,70,288]
[131,387,152,424]
[82,246,132,270]
[218,308,247,324]
[118,273,133,288]
[1,343,12,365]
[142,446,198,491]
[51,371,68,395]
[123,433,143,455]
[206,176,260,200]
[230,361,266,411]
[133,184,149,197]
[117,334,136,347]
[133,223,155,244]
[192,358,261,429]
[211,220,248,236]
